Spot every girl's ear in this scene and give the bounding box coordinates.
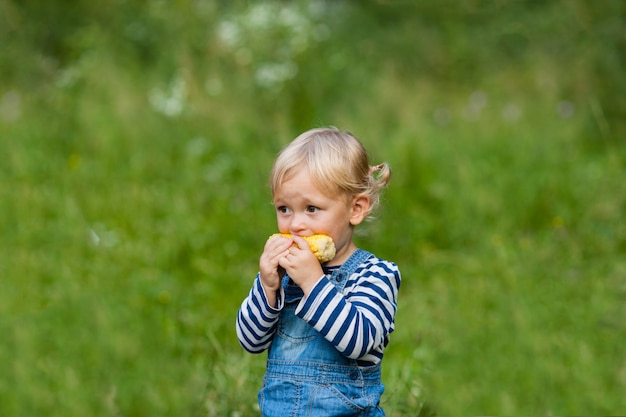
[349,194,370,226]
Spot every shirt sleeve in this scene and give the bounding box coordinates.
[236,274,284,353]
[295,260,401,362]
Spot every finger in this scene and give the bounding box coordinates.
[269,233,293,244]
[290,235,310,252]
[278,255,289,270]
[266,234,284,247]
[265,238,291,257]
[277,249,290,262]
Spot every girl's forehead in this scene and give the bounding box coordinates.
[274,165,347,200]
[274,177,350,206]
[275,168,318,194]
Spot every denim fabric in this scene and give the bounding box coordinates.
[259,249,386,417]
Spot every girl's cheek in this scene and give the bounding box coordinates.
[276,218,289,231]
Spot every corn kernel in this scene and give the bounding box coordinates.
[271,233,336,263]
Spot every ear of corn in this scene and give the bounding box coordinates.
[271,233,336,263]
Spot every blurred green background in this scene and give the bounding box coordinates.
[1,0,625,415]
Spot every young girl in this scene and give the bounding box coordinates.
[236,127,401,416]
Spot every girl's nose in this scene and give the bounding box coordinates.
[289,213,307,234]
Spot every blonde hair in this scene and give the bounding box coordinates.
[270,127,391,219]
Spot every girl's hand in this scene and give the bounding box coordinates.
[278,235,324,295]
[259,234,292,297]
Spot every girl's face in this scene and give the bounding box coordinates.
[272,167,369,265]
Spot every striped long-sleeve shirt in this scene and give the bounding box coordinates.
[236,254,401,366]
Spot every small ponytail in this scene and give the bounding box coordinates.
[366,162,392,220]
[369,163,392,189]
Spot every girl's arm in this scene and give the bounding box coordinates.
[236,274,284,353]
[295,259,401,363]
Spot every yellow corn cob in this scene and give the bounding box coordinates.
[272,233,336,263]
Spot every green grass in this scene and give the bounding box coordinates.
[2,1,625,415]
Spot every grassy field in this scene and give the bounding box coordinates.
[2,1,625,416]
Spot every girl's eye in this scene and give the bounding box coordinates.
[277,206,290,214]
[306,206,320,213]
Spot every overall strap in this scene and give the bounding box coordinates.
[330,248,372,292]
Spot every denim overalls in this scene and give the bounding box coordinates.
[259,249,385,417]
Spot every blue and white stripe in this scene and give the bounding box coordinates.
[236,255,401,365]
